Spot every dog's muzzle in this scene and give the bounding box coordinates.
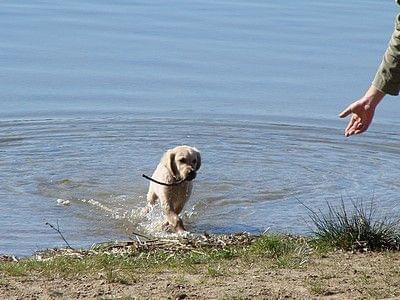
[186,171,197,181]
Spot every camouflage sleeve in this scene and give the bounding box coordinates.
[372,14,400,96]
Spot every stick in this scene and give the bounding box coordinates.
[142,174,185,186]
[131,230,154,241]
[262,227,271,234]
[45,220,74,250]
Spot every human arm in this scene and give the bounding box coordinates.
[339,14,400,136]
[372,14,400,96]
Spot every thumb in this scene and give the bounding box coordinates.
[339,105,352,118]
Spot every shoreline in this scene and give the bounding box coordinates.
[1,233,399,299]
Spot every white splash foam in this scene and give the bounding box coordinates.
[80,198,113,213]
[79,195,199,237]
[182,204,198,219]
[136,203,167,235]
[56,198,71,206]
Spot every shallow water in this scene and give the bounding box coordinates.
[1,0,400,256]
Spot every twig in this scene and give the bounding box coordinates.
[45,220,74,250]
[191,250,206,256]
[262,227,271,235]
[135,235,143,245]
[131,230,154,241]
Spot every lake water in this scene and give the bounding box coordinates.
[1,0,400,256]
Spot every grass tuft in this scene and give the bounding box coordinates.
[305,199,400,251]
[249,235,311,267]
[250,235,294,257]
[207,266,224,277]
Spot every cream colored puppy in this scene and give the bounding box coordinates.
[144,145,201,233]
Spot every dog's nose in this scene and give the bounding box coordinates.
[187,171,196,181]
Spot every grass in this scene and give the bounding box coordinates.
[0,235,312,280]
[207,266,224,277]
[308,279,328,296]
[248,234,311,267]
[0,278,8,286]
[304,198,400,251]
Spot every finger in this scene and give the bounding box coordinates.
[354,121,370,134]
[355,122,370,134]
[348,126,360,136]
[345,116,356,133]
[346,129,355,137]
[355,127,367,134]
[350,120,362,131]
[339,105,352,118]
[346,120,362,137]
[350,122,361,134]
[347,127,356,136]
[355,126,368,134]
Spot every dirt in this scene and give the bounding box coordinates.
[1,251,399,299]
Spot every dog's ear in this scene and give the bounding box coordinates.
[194,149,201,171]
[161,149,178,178]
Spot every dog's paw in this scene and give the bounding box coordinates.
[177,230,191,237]
[162,221,174,232]
[162,222,190,235]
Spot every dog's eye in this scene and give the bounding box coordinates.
[179,158,186,163]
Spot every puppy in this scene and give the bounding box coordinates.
[144,145,201,233]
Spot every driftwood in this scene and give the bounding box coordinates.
[34,232,257,261]
[0,255,18,262]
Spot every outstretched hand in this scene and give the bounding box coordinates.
[339,98,376,137]
[339,86,385,137]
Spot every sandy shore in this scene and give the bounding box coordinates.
[1,235,399,299]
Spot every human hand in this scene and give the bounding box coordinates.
[339,86,385,137]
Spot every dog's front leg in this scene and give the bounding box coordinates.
[161,200,186,233]
[142,187,158,216]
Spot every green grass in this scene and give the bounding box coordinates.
[0,278,8,286]
[250,235,301,257]
[0,235,313,280]
[304,199,400,251]
[308,279,328,295]
[207,266,224,277]
[249,234,312,267]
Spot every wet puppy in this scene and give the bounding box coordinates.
[144,145,201,233]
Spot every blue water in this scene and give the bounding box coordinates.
[1,0,400,256]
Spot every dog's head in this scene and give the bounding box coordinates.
[161,145,201,181]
